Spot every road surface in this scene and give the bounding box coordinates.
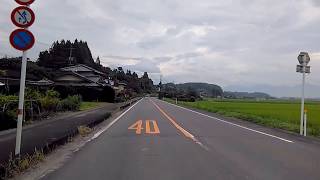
[0,103,116,165]
[43,98,320,180]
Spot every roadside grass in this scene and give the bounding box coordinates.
[165,98,320,137]
[78,126,92,137]
[80,102,105,111]
[1,149,45,179]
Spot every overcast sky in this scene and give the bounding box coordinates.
[1,0,320,97]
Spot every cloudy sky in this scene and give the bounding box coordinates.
[1,0,320,97]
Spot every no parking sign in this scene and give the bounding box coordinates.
[9,29,35,51]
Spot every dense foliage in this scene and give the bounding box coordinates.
[58,95,82,111]
[0,57,54,81]
[0,89,82,131]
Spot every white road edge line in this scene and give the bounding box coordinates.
[160,99,294,144]
[87,98,143,143]
[37,99,144,179]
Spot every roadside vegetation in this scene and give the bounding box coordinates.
[80,102,105,111]
[0,149,45,179]
[166,98,320,137]
[0,89,82,131]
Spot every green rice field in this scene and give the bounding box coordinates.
[167,98,320,137]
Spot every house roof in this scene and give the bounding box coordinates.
[60,64,104,75]
[28,79,55,86]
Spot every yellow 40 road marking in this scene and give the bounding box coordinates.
[128,120,160,135]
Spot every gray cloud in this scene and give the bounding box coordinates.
[1,0,320,97]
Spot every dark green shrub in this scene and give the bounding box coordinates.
[0,95,18,128]
[0,95,18,107]
[25,88,42,100]
[58,95,82,111]
[40,90,60,112]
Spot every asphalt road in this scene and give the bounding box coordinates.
[0,103,116,165]
[43,98,320,180]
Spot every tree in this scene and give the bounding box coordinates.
[142,72,149,79]
[96,56,101,65]
[132,72,138,79]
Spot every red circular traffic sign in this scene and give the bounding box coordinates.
[9,29,35,51]
[14,0,35,6]
[11,6,35,28]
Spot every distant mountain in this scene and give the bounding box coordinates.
[225,84,320,98]
[224,91,273,99]
[163,82,223,97]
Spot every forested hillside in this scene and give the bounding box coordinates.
[161,82,224,101]
[176,83,223,97]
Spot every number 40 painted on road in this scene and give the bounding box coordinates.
[128,120,160,135]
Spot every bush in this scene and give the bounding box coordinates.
[0,95,18,129]
[58,95,82,111]
[40,90,60,112]
[0,95,18,107]
[25,88,42,100]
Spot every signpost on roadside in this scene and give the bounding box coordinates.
[296,52,311,136]
[10,0,36,156]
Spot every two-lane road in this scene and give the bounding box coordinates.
[43,98,320,180]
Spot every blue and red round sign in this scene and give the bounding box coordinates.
[10,0,36,51]
[9,29,35,51]
[11,6,35,28]
[14,0,35,6]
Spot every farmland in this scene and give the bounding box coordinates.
[167,98,320,137]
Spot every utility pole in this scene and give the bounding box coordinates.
[67,44,76,66]
[296,52,311,136]
[159,75,163,100]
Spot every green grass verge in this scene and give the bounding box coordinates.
[80,102,105,111]
[165,98,320,137]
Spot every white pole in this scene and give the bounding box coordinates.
[304,110,307,136]
[176,98,178,104]
[15,51,28,156]
[300,63,306,135]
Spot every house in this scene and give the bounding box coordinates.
[53,64,115,102]
[57,64,111,87]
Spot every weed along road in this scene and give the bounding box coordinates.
[43,98,320,180]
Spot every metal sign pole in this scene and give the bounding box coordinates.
[10,0,36,155]
[304,110,307,136]
[297,52,310,136]
[300,63,305,135]
[15,51,28,155]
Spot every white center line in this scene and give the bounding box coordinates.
[160,99,294,143]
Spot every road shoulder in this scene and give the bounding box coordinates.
[11,105,133,180]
